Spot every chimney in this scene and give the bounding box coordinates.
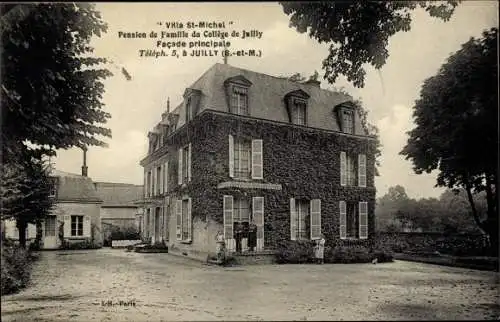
[81,146,88,177]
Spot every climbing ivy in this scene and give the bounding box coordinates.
[164,111,377,248]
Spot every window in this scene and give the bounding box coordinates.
[182,147,189,183]
[293,199,310,240]
[340,152,366,187]
[339,201,368,239]
[223,195,265,252]
[347,154,357,186]
[234,139,251,179]
[293,99,307,125]
[71,215,83,237]
[164,161,169,193]
[233,197,250,223]
[178,144,192,185]
[290,198,321,240]
[230,86,248,115]
[185,97,192,122]
[342,110,354,134]
[229,136,263,180]
[45,216,56,237]
[147,171,152,197]
[157,166,162,195]
[151,169,156,196]
[176,198,192,241]
[346,203,358,238]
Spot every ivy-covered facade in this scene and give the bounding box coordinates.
[140,63,377,261]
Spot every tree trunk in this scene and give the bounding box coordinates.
[16,219,28,249]
[485,174,498,256]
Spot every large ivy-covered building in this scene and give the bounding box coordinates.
[139,63,377,261]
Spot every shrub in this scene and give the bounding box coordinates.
[325,245,372,263]
[275,240,315,264]
[372,250,394,263]
[1,245,36,295]
[110,226,141,241]
[324,245,394,264]
[61,240,100,250]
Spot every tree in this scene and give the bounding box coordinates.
[376,185,411,231]
[1,3,112,245]
[1,152,54,248]
[1,3,112,161]
[401,28,498,254]
[280,1,460,88]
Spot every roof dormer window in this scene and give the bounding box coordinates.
[293,98,307,126]
[185,96,192,122]
[231,86,248,116]
[342,109,354,134]
[334,101,356,134]
[183,88,202,123]
[284,89,310,126]
[224,75,252,116]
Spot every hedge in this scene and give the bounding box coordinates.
[1,243,37,295]
[275,240,393,264]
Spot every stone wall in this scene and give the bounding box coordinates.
[374,232,489,256]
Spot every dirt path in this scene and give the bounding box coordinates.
[1,248,499,321]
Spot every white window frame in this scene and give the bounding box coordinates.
[229,136,263,180]
[290,198,321,241]
[70,215,84,237]
[176,198,192,242]
[358,154,367,188]
[178,143,192,185]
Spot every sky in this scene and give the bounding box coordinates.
[52,1,499,199]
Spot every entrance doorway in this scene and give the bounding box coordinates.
[43,216,58,249]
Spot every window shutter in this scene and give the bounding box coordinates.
[178,147,183,185]
[359,201,368,239]
[187,143,192,182]
[143,170,147,198]
[251,139,263,179]
[228,135,234,178]
[223,195,234,251]
[339,201,347,239]
[340,152,347,186]
[83,215,91,237]
[310,199,321,240]
[159,164,164,194]
[64,215,71,237]
[149,170,152,197]
[290,198,297,241]
[358,154,367,187]
[187,198,192,241]
[176,200,182,240]
[152,165,158,196]
[164,161,169,193]
[252,196,264,251]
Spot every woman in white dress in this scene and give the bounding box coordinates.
[314,234,326,264]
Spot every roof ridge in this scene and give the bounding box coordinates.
[213,63,347,96]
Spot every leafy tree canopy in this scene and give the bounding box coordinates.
[1,3,112,160]
[280,1,460,88]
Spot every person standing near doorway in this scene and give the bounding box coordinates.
[248,220,257,252]
[234,222,244,253]
[215,231,225,264]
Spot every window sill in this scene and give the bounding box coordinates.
[66,236,90,239]
[180,240,192,244]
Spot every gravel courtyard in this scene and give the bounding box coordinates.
[1,248,499,321]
